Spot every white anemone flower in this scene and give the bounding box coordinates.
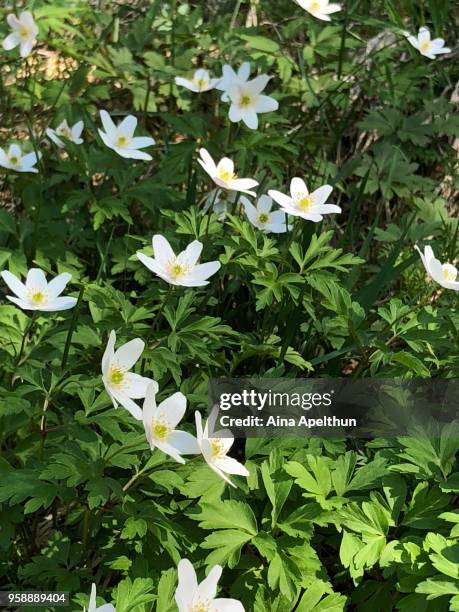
[137,234,221,287]
[142,383,199,464]
[227,75,278,130]
[269,177,341,222]
[404,27,451,60]
[415,245,459,291]
[216,61,251,102]
[1,268,77,312]
[203,188,238,219]
[175,559,245,612]
[0,144,41,173]
[101,330,154,421]
[46,120,84,147]
[240,195,290,233]
[85,583,115,612]
[198,148,258,196]
[296,0,341,21]
[3,12,38,58]
[195,411,250,487]
[175,68,220,93]
[98,110,155,160]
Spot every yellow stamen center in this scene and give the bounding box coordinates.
[210,438,226,459]
[196,78,208,91]
[217,168,235,183]
[109,366,125,387]
[192,604,210,612]
[167,259,190,280]
[116,135,129,147]
[259,213,269,224]
[297,194,315,210]
[151,420,171,441]
[442,267,457,282]
[9,156,19,165]
[57,126,71,138]
[239,94,252,108]
[19,26,31,38]
[30,291,46,305]
[310,1,321,11]
[420,41,432,53]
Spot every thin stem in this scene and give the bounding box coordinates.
[61,285,85,371]
[39,395,50,461]
[14,311,38,370]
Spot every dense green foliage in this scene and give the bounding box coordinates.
[0,0,458,610]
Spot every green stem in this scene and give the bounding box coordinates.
[14,311,38,370]
[61,285,85,371]
[39,395,50,461]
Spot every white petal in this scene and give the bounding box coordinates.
[238,62,251,81]
[230,178,258,191]
[418,27,431,44]
[199,148,217,175]
[72,120,84,139]
[178,240,203,267]
[118,114,137,137]
[195,565,222,603]
[167,431,200,455]
[136,252,166,277]
[42,297,77,311]
[99,110,116,137]
[102,330,116,376]
[254,95,278,113]
[46,272,72,298]
[110,388,143,420]
[195,411,204,442]
[153,234,176,266]
[7,14,20,29]
[26,268,47,290]
[322,2,341,14]
[2,33,20,50]
[214,456,250,476]
[175,77,198,92]
[268,189,292,208]
[176,559,198,604]
[19,39,34,58]
[46,129,64,147]
[113,338,144,370]
[228,104,243,124]
[124,372,152,399]
[311,184,333,205]
[5,295,36,311]
[257,194,273,213]
[142,381,160,431]
[211,599,245,612]
[1,270,27,299]
[184,261,221,284]
[241,108,259,130]
[246,74,270,94]
[156,440,186,463]
[21,152,40,169]
[89,583,97,612]
[115,147,152,160]
[156,392,187,428]
[130,136,155,149]
[9,144,22,158]
[291,177,308,197]
[242,198,259,226]
[312,203,341,215]
[20,12,36,28]
[216,157,234,176]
